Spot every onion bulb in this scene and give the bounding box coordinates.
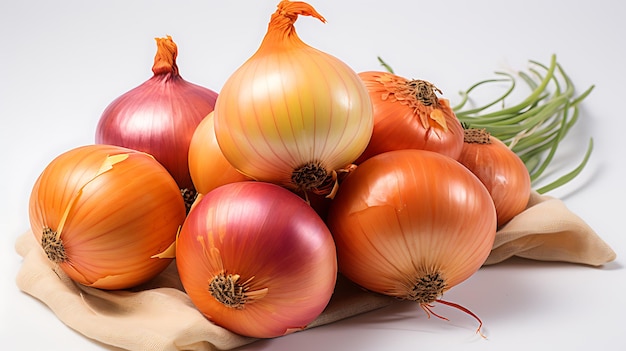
[457,128,531,227]
[214,0,373,198]
[95,35,218,194]
[355,71,464,163]
[176,181,337,338]
[28,144,186,290]
[188,112,250,196]
[327,149,496,333]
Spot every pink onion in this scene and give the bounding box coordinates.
[176,181,337,338]
[95,35,218,193]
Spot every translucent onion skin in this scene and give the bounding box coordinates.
[29,144,187,290]
[176,181,337,338]
[327,149,496,305]
[457,128,531,227]
[355,71,464,164]
[95,35,218,191]
[188,111,250,195]
[214,0,373,195]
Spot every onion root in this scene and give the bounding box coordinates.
[40,227,67,263]
[209,273,247,309]
[425,299,486,339]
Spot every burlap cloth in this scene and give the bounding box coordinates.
[15,191,616,351]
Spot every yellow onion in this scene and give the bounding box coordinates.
[355,71,464,163]
[188,112,251,195]
[176,181,337,338]
[96,35,218,193]
[327,149,497,334]
[214,0,373,198]
[457,128,531,227]
[28,144,187,290]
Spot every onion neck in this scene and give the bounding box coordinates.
[406,79,442,108]
[375,73,449,132]
[257,0,326,53]
[152,35,180,76]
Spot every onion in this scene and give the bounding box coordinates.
[213,0,373,198]
[188,112,251,196]
[95,35,218,195]
[28,144,187,290]
[327,149,496,333]
[355,71,464,163]
[457,128,531,227]
[176,181,337,338]
[453,56,594,194]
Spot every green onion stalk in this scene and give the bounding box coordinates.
[378,55,594,194]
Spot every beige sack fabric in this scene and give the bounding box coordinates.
[484,191,616,266]
[15,231,396,351]
[15,190,616,351]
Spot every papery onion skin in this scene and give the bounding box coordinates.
[327,149,496,303]
[29,144,187,290]
[188,111,251,195]
[355,71,464,164]
[95,35,218,192]
[176,181,337,338]
[214,0,373,195]
[457,128,531,227]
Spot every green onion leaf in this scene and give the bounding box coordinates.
[452,54,594,193]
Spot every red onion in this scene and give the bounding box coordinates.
[95,35,218,193]
[176,181,338,338]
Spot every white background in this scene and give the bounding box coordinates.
[1,0,625,350]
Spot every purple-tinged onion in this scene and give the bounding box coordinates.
[96,35,218,193]
[176,181,337,338]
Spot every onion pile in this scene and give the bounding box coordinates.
[27,0,566,342]
[185,0,501,333]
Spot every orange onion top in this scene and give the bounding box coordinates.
[355,71,464,163]
[458,128,531,227]
[176,181,337,338]
[214,0,373,197]
[95,35,218,192]
[28,144,187,290]
[327,149,496,310]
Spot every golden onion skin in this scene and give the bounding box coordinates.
[29,144,186,290]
